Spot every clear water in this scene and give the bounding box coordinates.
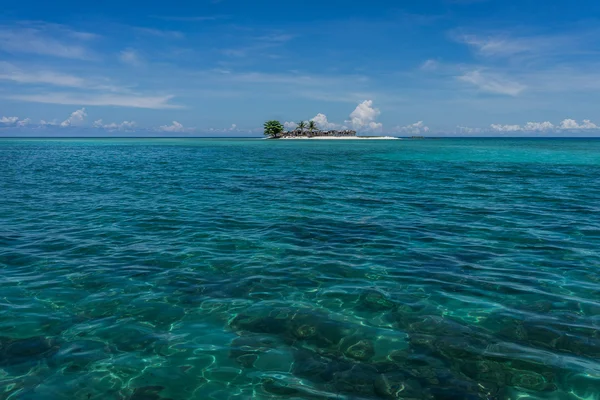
[1,138,599,400]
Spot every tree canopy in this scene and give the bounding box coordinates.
[263,120,284,137]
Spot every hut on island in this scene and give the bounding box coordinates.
[283,129,357,137]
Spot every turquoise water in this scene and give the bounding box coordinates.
[1,138,599,400]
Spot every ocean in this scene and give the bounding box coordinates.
[1,138,599,399]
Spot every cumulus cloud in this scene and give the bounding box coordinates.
[311,113,339,130]
[159,121,186,132]
[456,126,482,134]
[283,101,381,132]
[523,121,555,131]
[93,119,137,130]
[284,121,298,130]
[347,100,382,131]
[559,119,597,130]
[395,121,430,134]
[458,70,526,96]
[0,116,18,124]
[207,123,243,133]
[0,116,30,127]
[40,119,59,126]
[60,108,87,127]
[489,119,598,133]
[490,124,522,132]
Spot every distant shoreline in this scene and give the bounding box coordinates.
[277,136,399,140]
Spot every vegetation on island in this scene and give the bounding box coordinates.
[264,119,357,139]
[263,120,284,138]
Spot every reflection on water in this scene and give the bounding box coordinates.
[1,138,600,399]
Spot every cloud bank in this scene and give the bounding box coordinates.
[490,119,598,132]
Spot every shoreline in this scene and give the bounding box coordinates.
[277,136,399,140]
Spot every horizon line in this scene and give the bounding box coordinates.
[2,136,600,139]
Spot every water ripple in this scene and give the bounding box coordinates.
[1,138,600,399]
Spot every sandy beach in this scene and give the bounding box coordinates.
[279,136,399,140]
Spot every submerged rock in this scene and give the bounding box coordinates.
[507,369,552,392]
[129,386,173,400]
[0,336,59,367]
[229,303,355,347]
[358,289,396,311]
[332,363,378,396]
[339,335,375,361]
[229,333,280,368]
[291,349,341,383]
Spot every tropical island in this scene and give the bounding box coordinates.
[263,120,398,140]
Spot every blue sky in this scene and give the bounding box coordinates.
[2,0,600,136]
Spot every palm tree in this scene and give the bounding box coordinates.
[308,120,318,136]
[263,120,284,138]
[297,121,307,135]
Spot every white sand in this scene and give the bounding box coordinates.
[279,136,399,140]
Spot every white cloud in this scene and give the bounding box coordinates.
[93,119,137,130]
[523,121,555,131]
[159,121,186,132]
[119,49,142,66]
[207,123,244,133]
[40,119,59,126]
[60,108,87,127]
[458,70,526,96]
[455,31,588,61]
[10,93,181,109]
[284,121,297,130]
[394,121,430,134]
[559,119,598,130]
[17,118,31,127]
[456,126,482,134]
[0,24,95,60]
[457,34,532,58]
[134,27,184,39]
[347,100,383,131]
[489,119,598,133]
[0,116,19,124]
[420,59,439,71]
[311,113,339,130]
[0,116,30,127]
[0,116,31,127]
[0,62,88,88]
[490,124,522,132]
[560,119,579,130]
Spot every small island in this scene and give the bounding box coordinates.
[263,120,398,140]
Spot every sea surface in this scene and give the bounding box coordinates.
[1,138,599,400]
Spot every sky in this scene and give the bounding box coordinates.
[2,0,600,136]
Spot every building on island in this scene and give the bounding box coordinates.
[282,129,357,138]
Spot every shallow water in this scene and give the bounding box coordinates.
[1,138,599,400]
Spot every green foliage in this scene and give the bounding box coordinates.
[298,121,307,131]
[263,120,284,137]
[308,120,317,132]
